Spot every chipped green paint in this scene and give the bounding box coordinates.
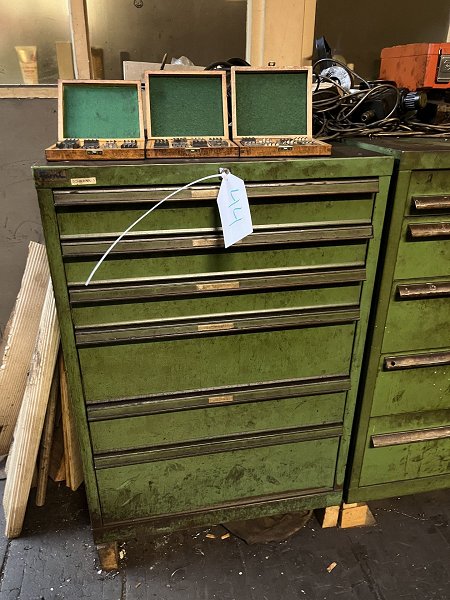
[34,150,393,542]
[347,138,450,503]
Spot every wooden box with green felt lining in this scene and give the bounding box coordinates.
[144,70,239,158]
[45,80,145,161]
[231,67,331,157]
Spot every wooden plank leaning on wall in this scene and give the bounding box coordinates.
[246,0,317,67]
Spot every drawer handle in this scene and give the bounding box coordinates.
[408,222,450,239]
[412,196,450,211]
[397,281,450,299]
[384,351,450,371]
[372,426,450,448]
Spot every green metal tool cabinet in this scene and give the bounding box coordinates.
[346,138,450,502]
[33,147,393,551]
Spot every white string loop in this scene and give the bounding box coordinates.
[85,172,225,286]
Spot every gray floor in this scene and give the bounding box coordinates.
[0,481,448,600]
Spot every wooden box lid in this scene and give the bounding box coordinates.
[144,71,229,139]
[231,67,312,138]
[58,80,144,140]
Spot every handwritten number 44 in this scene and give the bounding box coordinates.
[229,188,243,226]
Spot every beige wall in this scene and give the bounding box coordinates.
[315,0,450,79]
[86,0,247,77]
[0,0,247,84]
[0,99,57,339]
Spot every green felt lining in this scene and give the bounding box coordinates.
[63,84,141,139]
[148,75,225,137]
[235,71,308,136]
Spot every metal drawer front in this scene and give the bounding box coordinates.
[87,374,350,419]
[70,266,365,326]
[395,217,450,280]
[69,265,366,304]
[407,170,450,214]
[73,286,361,328]
[370,352,450,417]
[54,178,379,206]
[360,411,450,486]
[75,305,360,346]
[97,435,341,522]
[64,243,369,285]
[78,322,357,402]
[382,282,450,353]
[61,224,373,257]
[89,389,347,454]
[57,196,375,237]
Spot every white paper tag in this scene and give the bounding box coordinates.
[217,173,253,248]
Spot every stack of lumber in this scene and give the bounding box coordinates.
[0,242,84,539]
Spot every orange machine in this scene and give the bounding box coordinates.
[380,43,450,89]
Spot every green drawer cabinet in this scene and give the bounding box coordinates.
[346,138,450,502]
[33,148,393,547]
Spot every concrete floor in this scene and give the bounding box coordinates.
[0,481,448,600]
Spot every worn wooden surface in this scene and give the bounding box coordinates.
[60,355,84,491]
[3,281,60,538]
[35,365,60,506]
[0,242,49,455]
[339,503,377,528]
[315,505,340,528]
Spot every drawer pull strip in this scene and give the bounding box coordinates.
[69,266,366,304]
[412,196,450,211]
[372,426,450,448]
[86,374,351,420]
[61,225,373,257]
[397,281,450,299]
[408,222,450,239]
[54,178,379,206]
[75,305,359,346]
[384,351,450,371]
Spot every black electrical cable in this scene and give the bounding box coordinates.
[312,59,450,140]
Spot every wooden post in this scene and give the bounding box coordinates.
[60,354,84,491]
[35,363,60,507]
[69,0,92,79]
[246,0,317,67]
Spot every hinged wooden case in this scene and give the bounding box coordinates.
[45,80,145,161]
[145,71,239,158]
[231,67,331,157]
